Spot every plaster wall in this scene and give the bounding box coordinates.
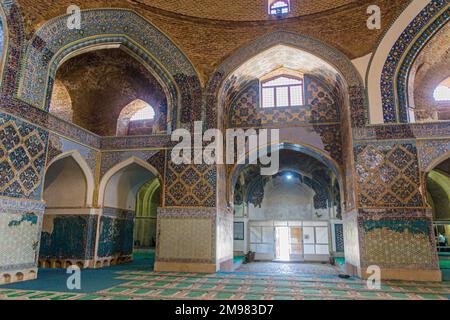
[44,157,87,208]
[249,177,330,221]
[103,164,155,210]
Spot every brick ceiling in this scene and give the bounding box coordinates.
[17,0,373,24]
[16,0,412,83]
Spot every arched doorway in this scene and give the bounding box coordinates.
[426,156,450,279]
[39,152,95,269]
[230,144,344,273]
[133,178,161,252]
[97,158,161,268]
[116,99,163,136]
[210,36,354,275]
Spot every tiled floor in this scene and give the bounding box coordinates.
[0,258,449,300]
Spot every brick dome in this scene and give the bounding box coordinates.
[17,0,362,23]
[134,0,357,21]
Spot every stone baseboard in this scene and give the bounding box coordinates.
[94,255,133,268]
[362,268,442,282]
[0,267,37,285]
[155,261,217,273]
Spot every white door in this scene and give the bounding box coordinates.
[275,227,290,261]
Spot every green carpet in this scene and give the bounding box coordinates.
[233,256,245,264]
[0,252,155,293]
[1,253,449,300]
[1,271,449,300]
[440,259,450,269]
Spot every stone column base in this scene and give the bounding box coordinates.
[219,257,234,272]
[0,267,38,285]
[155,208,221,273]
[93,255,133,268]
[344,208,443,282]
[38,259,94,269]
[0,197,45,284]
[362,268,442,282]
[155,261,217,273]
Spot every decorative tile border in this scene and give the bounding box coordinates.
[101,135,173,150]
[380,0,449,122]
[0,196,45,213]
[353,121,450,141]
[0,0,25,96]
[100,150,166,179]
[0,95,101,148]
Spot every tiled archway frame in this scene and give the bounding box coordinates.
[0,0,25,96]
[227,142,345,208]
[204,31,367,129]
[17,9,202,129]
[380,0,449,123]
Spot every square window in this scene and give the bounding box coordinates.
[262,88,275,108]
[290,86,303,106]
[261,75,304,109]
[276,87,289,107]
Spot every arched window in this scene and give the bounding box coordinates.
[434,77,450,102]
[117,99,156,136]
[269,0,290,16]
[261,76,304,108]
[130,105,155,121]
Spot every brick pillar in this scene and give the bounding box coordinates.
[0,112,49,284]
[355,209,440,282]
[155,158,234,273]
[345,141,442,282]
[0,198,45,284]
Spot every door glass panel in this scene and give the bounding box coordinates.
[275,227,290,260]
[250,227,262,243]
[262,227,274,243]
[315,227,329,244]
[303,227,315,244]
[289,227,303,258]
[304,244,315,254]
[315,244,329,255]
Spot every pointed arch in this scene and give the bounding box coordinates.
[228,141,345,208]
[368,0,449,123]
[0,0,25,95]
[425,150,450,174]
[45,151,96,207]
[98,156,162,207]
[0,4,7,89]
[17,9,202,129]
[205,30,366,130]
[117,99,157,136]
